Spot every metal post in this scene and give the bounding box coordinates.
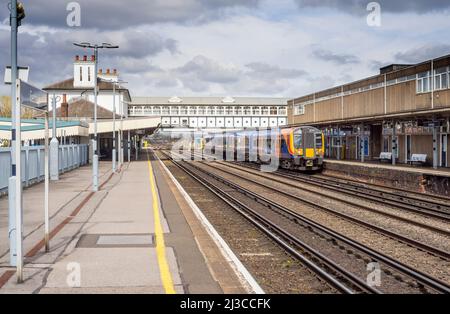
[329,128,333,159]
[8,0,18,269]
[337,127,341,160]
[14,79,23,283]
[93,47,99,191]
[433,124,438,169]
[10,0,23,282]
[392,122,397,166]
[112,82,116,173]
[360,124,365,163]
[50,94,59,181]
[120,100,124,166]
[128,130,131,163]
[135,135,138,161]
[44,112,50,252]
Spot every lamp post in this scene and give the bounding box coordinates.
[73,42,118,191]
[112,81,116,172]
[9,0,25,282]
[116,81,128,168]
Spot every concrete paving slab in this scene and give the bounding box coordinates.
[44,247,183,290]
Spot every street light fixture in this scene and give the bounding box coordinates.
[73,42,119,192]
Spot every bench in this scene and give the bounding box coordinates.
[409,154,427,165]
[378,152,392,162]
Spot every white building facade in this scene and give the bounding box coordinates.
[129,96,288,129]
[43,55,131,117]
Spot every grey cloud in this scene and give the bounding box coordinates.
[293,0,450,14]
[245,62,307,78]
[2,0,261,30]
[176,55,241,84]
[166,56,309,95]
[395,44,450,63]
[0,28,177,92]
[312,49,360,65]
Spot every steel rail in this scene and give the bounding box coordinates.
[159,151,379,294]
[204,161,450,260]
[184,159,450,294]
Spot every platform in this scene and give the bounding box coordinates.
[324,159,450,196]
[0,156,253,294]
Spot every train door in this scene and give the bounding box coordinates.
[441,134,448,167]
[405,135,412,163]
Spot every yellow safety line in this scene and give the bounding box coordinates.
[147,154,176,294]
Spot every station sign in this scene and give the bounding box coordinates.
[4,66,29,84]
[18,80,48,111]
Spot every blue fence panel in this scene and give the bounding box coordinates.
[0,144,89,194]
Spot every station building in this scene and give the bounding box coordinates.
[129,96,288,130]
[288,53,450,169]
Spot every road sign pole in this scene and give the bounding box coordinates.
[44,111,50,252]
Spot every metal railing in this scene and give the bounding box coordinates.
[0,144,89,194]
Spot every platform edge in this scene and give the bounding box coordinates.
[155,154,265,294]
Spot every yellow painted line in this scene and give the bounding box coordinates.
[147,154,176,294]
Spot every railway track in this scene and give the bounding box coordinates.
[315,172,450,206]
[159,150,450,294]
[202,160,450,260]
[235,162,450,221]
[213,161,450,238]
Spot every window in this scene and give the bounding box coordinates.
[270,106,278,115]
[434,67,448,91]
[294,105,305,115]
[207,106,215,115]
[216,106,224,115]
[88,68,91,81]
[144,106,152,115]
[234,106,242,115]
[225,106,233,115]
[180,106,188,115]
[243,106,251,115]
[383,137,389,152]
[153,106,161,115]
[294,133,302,149]
[261,106,269,115]
[279,107,287,115]
[417,71,430,93]
[189,106,197,115]
[252,106,261,115]
[162,106,170,115]
[79,67,83,82]
[198,106,206,115]
[170,106,179,115]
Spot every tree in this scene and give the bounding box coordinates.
[0,95,37,118]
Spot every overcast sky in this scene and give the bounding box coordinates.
[1,0,449,98]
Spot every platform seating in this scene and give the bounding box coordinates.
[378,152,393,162]
[409,154,427,165]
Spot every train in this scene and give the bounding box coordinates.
[202,126,325,172]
